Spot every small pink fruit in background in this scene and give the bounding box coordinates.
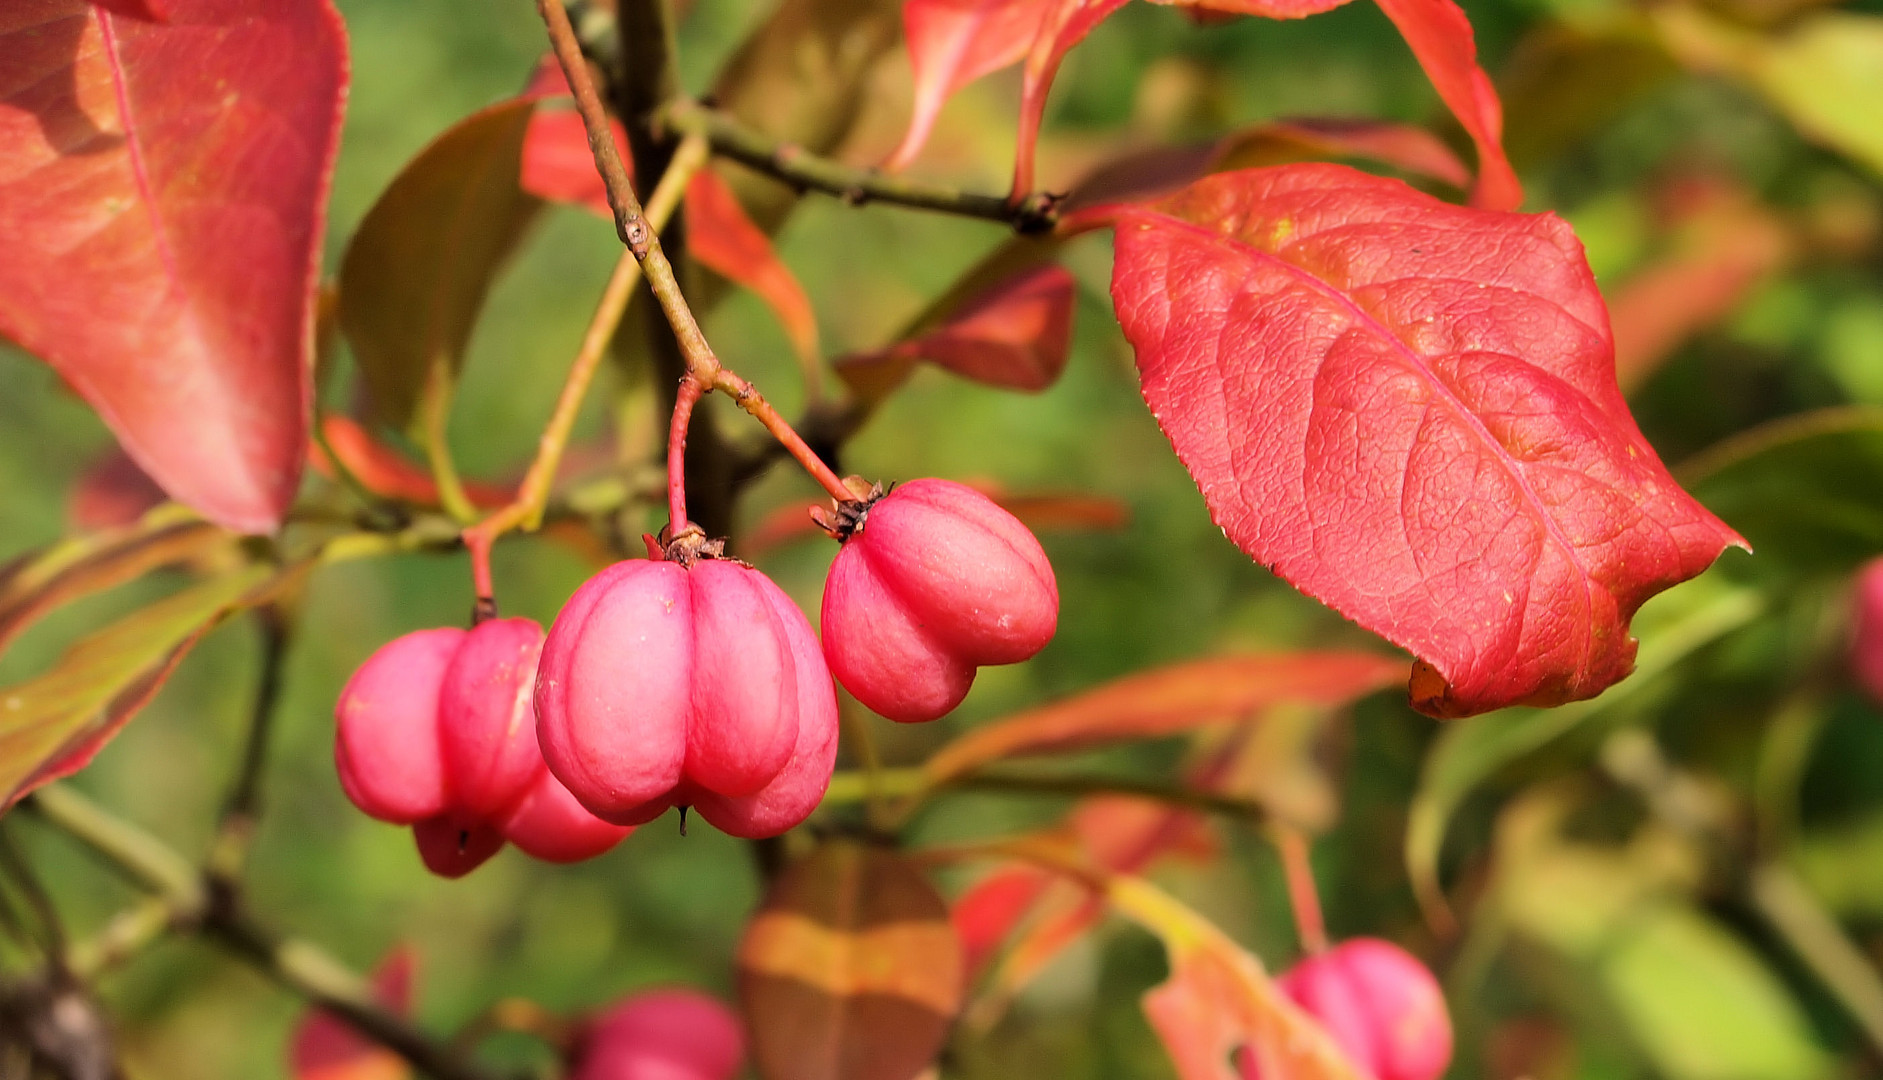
[820,478,1058,722]
[1850,557,1883,704]
[334,618,631,877]
[570,988,744,1080]
[534,554,838,837]
[1243,938,1452,1080]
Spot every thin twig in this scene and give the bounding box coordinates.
[660,99,1061,234]
[536,0,854,531]
[25,785,514,1080]
[461,133,709,603]
[419,360,478,525]
[208,604,292,882]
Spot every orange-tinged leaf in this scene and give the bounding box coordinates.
[1368,0,1522,210]
[290,947,415,1080]
[1609,179,1794,390]
[1109,874,1364,1080]
[340,100,542,429]
[739,841,964,1080]
[0,0,347,532]
[309,415,510,509]
[924,652,1405,784]
[836,264,1075,404]
[887,0,1050,172]
[686,167,822,372]
[0,559,286,805]
[1112,164,1746,717]
[518,105,620,217]
[0,505,237,657]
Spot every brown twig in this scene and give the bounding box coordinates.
[660,99,1061,233]
[25,785,516,1080]
[535,0,854,535]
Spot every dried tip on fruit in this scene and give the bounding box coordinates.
[820,478,1058,722]
[1244,938,1452,1080]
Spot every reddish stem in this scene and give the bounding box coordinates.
[668,377,704,535]
[712,369,852,504]
[1274,825,1329,955]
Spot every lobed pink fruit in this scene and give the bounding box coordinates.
[1248,938,1452,1080]
[1851,557,1883,704]
[334,618,631,878]
[821,479,1058,722]
[535,557,838,836]
[571,988,744,1080]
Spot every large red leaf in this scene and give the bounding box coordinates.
[1110,164,1745,718]
[0,1,348,533]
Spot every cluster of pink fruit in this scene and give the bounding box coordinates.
[567,988,743,1080]
[334,479,1058,872]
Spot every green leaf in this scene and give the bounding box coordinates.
[0,506,237,657]
[1603,904,1833,1080]
[1405,577,1764,924]
[0,562,280,806]
[1656,8,1883,181]
[339,99,542,429]
[1681,406,1883,575]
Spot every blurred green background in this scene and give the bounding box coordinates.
[3,0,1883,1075]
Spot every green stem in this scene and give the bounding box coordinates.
[419,359,477,526]
[1749,863,1883,1054]
[660,99,1059,233]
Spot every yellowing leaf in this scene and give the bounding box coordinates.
[738,841,964,1080]
[0,561,283,806]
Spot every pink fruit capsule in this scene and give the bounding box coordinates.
[821,479,1058,722]
[502,768,634,863]
[536,556,837,836]
[335,620,630,877]
[572,989,744,1080]
[1246,938,1452,1080]
[335,627,465,824]
[439,617,548,821]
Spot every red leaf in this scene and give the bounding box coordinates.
[886,0,1049,171]
[836,264,1075,402]
[0,1,348,533]
[90,0,171,19]
[1369,0,1522,210]
[290,947,415,1080]
[520,106,623,217]
[686,167,821,370]
[1110,165,1745,718]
